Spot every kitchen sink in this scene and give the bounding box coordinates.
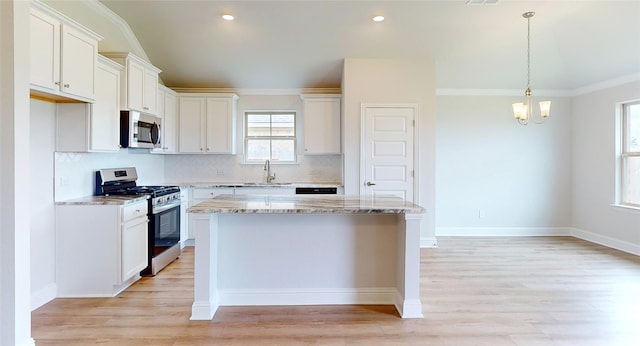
[236,182,292,186]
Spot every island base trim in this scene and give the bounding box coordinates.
[394,291,424,318]
[190,301,219,320]
[218,287,397,306]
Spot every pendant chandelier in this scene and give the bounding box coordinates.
[512,11,551,125]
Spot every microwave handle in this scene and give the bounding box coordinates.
[150,123,161,145]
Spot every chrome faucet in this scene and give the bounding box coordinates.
[264,159,276,183]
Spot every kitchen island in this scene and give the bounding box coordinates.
[187,194,425,320]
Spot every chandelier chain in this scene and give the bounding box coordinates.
[527,15,531,89]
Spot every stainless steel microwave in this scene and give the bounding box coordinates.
[120,111,161,149]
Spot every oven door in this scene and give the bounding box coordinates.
[149,201,180,257]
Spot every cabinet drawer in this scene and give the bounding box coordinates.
[192,188,234,200]
[122,201,148,222]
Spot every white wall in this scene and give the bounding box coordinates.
[164,94,342,184]
[342,59,437,245]
[572,80,640,251]
[436,95,573,233]
[29,99,57,310]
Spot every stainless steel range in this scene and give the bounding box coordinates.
[95,167,181,276]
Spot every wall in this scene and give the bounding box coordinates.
[29,99,56,310]
[54,151,165,201]
[571,80,640,253]
[1,0,33,344]
[164,94,342,184]
[436,95,573,234]
[342,59,436,245]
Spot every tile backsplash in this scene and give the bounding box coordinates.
[164,154,342,184]
[55,151,342,201]
[54,150,165,201]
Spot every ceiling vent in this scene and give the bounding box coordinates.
[466,0,500,4]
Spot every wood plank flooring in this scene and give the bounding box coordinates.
[32,237,640,345]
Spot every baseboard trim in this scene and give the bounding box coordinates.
[570,228,640,256]
[219,287,396,306]
[420,237,438,248]
[437,227,572,237]
[31,283,56,311]
[433,227,638,256]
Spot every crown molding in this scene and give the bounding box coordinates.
[83,0,151,63]
[569,73,640,97]
[436,89,571,97]
[169,87,341,96]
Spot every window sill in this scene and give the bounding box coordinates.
[610,204,640,213]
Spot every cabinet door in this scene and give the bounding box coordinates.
[121,216,148,282]
[127,60,145,112]
[163,91,177,153]
[143,69,159,114]
[90,61,120,152]
[60,24,98,100]
[30,8,60,92]
[179,97,206,153]
[206,98,235,154]
[303,97,341,154]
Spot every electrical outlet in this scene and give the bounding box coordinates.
[59,177,67,186]
[216,169,224,176]
[478,209,485,219]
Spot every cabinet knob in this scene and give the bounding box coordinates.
[63,83,70,88]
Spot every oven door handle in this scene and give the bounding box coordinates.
[152,201,181,214]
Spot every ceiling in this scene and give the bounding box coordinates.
[92,0,640,91]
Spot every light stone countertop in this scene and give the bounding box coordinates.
[55,195,149,206]
[173,182,343,188]
[187,194,425,214]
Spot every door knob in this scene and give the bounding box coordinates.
[366,182,376,186]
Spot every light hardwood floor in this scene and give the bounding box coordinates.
[32,237,640,345]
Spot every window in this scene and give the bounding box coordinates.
[245,112,296,163]
[620,101,640,207]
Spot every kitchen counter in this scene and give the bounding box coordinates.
[188,194,424,214]
[173,182,342,188]
[188,194,425,321]
[55,195,148,205]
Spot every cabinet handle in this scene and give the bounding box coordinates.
[366,182,376,186]
[143,107,149,110]
[55,81,61,86]
[63,83,70,88]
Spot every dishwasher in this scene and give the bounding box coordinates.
[295,187,337,194]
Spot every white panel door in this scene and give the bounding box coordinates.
[362,106,415,201]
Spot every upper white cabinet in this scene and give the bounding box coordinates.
[301,94,341,154]
[55,56,123,152]
[101,52,162,116]
[30,1,102,103]
[178,93,238,154]
[153,85,178,154]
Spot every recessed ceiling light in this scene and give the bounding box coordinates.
[372,15,385,22]
[222,14,234,21]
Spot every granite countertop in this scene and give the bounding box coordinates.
[55,195,149,206]
[175,182,343,188]
[187,194,425,214]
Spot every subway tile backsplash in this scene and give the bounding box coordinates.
[163,154,342,184]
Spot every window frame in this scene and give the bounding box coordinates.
[619,100,640,208]
[243,111,297,164]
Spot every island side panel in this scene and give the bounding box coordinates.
[216,213,398,306]
[395,213,424,318]
[190,213,220,320]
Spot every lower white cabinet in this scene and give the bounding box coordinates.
[56,200,148,297]
[188,187,234,239]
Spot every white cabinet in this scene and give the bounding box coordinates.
[178,94,238,154]
[30,1,102,102]
[179,187,190,246]
[56,200,148,297]
[101,52,162,116]
[301,94,341,154]
[153,85,178,153]
[55,56,123,152]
